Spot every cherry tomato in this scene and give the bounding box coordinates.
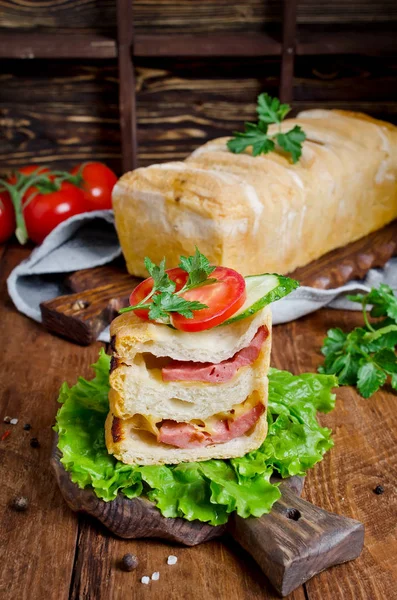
[129,266,246,331]
[0,191,15,243]
[23,181,87,244]
[129,268,188,320]
[172,267,246,332]
[8,165,49,185]
[71,162,118,211]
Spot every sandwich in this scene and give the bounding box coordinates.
[55,249,337,525]
[106,309,271,465]
[105,249,292,466]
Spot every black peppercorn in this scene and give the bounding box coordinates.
[285,507,301,521]
[23,423,31,431]
[11,495,29,511]
[120,553,139,571]
[373,485,384,495]
[30,437,40,448]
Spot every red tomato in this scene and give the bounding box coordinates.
[0,191,15,243]
[129,266,246,331]
[23,181,87,244]
[71,162,118,211]
[172,267,246,332]
[8,165,49,185]
[129,268,188,320]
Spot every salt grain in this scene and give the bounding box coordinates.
[141,576,150,585]
[167,555,177,565]
[151,572,160,581]
[10,418,18,425]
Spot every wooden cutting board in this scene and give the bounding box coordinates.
[40,220,397,345]
[51,444,364,597]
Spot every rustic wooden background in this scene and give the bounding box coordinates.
[0,0,397,174]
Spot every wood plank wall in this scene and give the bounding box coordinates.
[0,1,396,174]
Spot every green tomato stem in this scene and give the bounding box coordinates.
[0,168,85,245]
[0,180,29,244]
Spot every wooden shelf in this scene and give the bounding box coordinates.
[0,31,281,60]
[1,29,395,61]
[296,28,397,55]
[134,33,281,57]
[0,32,117,59]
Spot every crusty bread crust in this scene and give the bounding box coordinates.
[112,109,397,278]
[110,306,271,365]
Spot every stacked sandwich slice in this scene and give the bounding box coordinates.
[106,306,272,465]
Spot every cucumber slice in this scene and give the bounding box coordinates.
[222,273,299,325]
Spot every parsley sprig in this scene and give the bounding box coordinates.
[120,248,216,324]
[227,93,306,163]
[318,284,397,398]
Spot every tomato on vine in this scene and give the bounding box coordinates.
[0,161,118,245]
[23,181,87,245]
[70,162,117,211]
[0,191,15,243]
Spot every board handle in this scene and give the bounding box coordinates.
[40,275,140,345]
[229,485,364,597]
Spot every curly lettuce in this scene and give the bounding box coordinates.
[55,350,336,526]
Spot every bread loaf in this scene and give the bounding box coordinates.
[112,109,397,277]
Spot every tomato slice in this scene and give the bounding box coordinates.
[129,267,188,320]
[172,267,246,332]
[129,265,246,331]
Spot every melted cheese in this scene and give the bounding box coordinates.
[129,413,161,438]
[128,394,260,439]
[191,393,258,434]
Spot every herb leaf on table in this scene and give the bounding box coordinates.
[319,284,397,398]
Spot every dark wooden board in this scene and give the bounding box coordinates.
[52,444,363,597]
[1,242,397,600]
[40,219,397,345]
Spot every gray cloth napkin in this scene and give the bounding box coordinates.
[7,211,397,343]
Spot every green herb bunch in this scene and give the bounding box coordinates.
[120,247,216,323]
[319,284,397,398]
[227,93,306,163]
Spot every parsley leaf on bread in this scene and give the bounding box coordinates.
[227,93,306,163]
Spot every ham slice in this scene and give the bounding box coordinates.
[162,326,268,383]
[158,403,265,449]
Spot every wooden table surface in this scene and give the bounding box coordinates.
[0,242,396,600]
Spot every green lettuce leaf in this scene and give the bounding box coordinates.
[55,351,336,526]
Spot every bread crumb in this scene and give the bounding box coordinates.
[152,572,160,581]
[141,576,150,585]
[167,555,177,565]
